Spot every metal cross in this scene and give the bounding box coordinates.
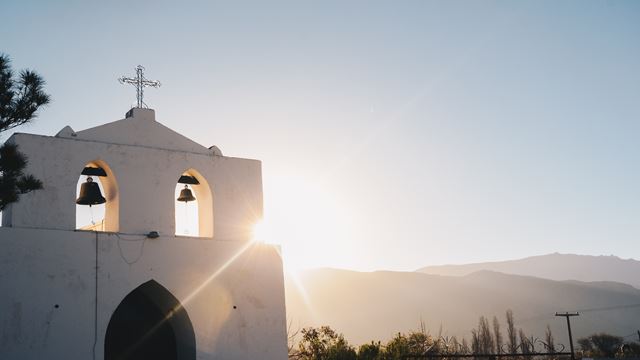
[118,65,161,108]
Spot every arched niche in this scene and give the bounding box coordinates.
[105,280,196,360]
[174,168,213,238]
[75,160,119,232]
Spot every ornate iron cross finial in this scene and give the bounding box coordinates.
[118,65,161,108]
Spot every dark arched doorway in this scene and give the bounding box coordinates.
[105,280,196,360]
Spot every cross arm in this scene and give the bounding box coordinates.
[140,79,161,88]
[118,77,138,85]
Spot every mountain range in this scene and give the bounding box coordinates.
[285,254,640,346]
[418,253,640,289]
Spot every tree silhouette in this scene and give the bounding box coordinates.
[577,337,593,353]
[357,342,381,360]
[544,325,555,352]
[293,326,357,360]
[492,316,503,354]
[505,310,518,354]
[588,333,623,358]
[478,316,494,354]
[0,54,49,210]
[286,313,580,360]
[519,329,531,354]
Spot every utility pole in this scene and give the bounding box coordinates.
[556,312,579,360]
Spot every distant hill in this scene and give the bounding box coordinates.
[285,268,640,346]
[417,254,640,289]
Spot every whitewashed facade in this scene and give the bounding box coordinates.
[0,108,288,360]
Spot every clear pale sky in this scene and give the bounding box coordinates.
[2,0,639,271]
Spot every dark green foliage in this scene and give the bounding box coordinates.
[0,143,42,210]
[289,316,636,360]
[380,333,411,360]
[293,326,357,360]
[0,54,48,210]
[291,326,442,360]
[591,333,623,358]
[578,333,623,358]
[357,342,382,360]
[579,334,640,358]
[621,342,640,357]
[577,337,593,352]
[383,330,435,360]
[0,55,50,132]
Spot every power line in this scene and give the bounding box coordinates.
[576,303,640,314]
[516,303,640,325]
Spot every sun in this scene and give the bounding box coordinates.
[251,219,273,244]
[253,174,362,272]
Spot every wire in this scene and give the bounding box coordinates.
[92,231,98,360]
[576,303,640,314]
[115,233,147,265]
[114,233,147,242]
[516,303,640,325]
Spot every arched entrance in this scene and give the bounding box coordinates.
[105,280,196,360]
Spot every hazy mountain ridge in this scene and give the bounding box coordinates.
[417,253,640,289]
[285,267,640,346]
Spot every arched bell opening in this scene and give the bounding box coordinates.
[174,169,213,238]
[75,161,119,232]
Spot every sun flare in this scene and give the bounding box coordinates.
[258,175,362,272]
[251,219,272,244]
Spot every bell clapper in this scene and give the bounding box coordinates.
[183,185,190,234]
[89,204,95,225]
[87,177,95,224]
[183,200,189,235]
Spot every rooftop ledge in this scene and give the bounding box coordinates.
[125,107,155,121]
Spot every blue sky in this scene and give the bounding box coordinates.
[2,0,639,271]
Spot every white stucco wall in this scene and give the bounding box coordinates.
[0,108,287,359]
[0,227,288,360]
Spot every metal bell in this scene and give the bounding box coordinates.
[177,185,196,202]
[76,177,106,206]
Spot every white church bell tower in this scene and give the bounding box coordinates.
[0,67,288,360]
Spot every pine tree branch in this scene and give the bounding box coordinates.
[0,54,48,209]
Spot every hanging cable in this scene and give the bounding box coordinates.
[92,231,98,360]
[89,205,95,225]
[115,233,147,265]
[184,201,189,235]
[517,303,640,325]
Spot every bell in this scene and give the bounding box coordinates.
[76,177,106,206]
[177,184,196,202]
